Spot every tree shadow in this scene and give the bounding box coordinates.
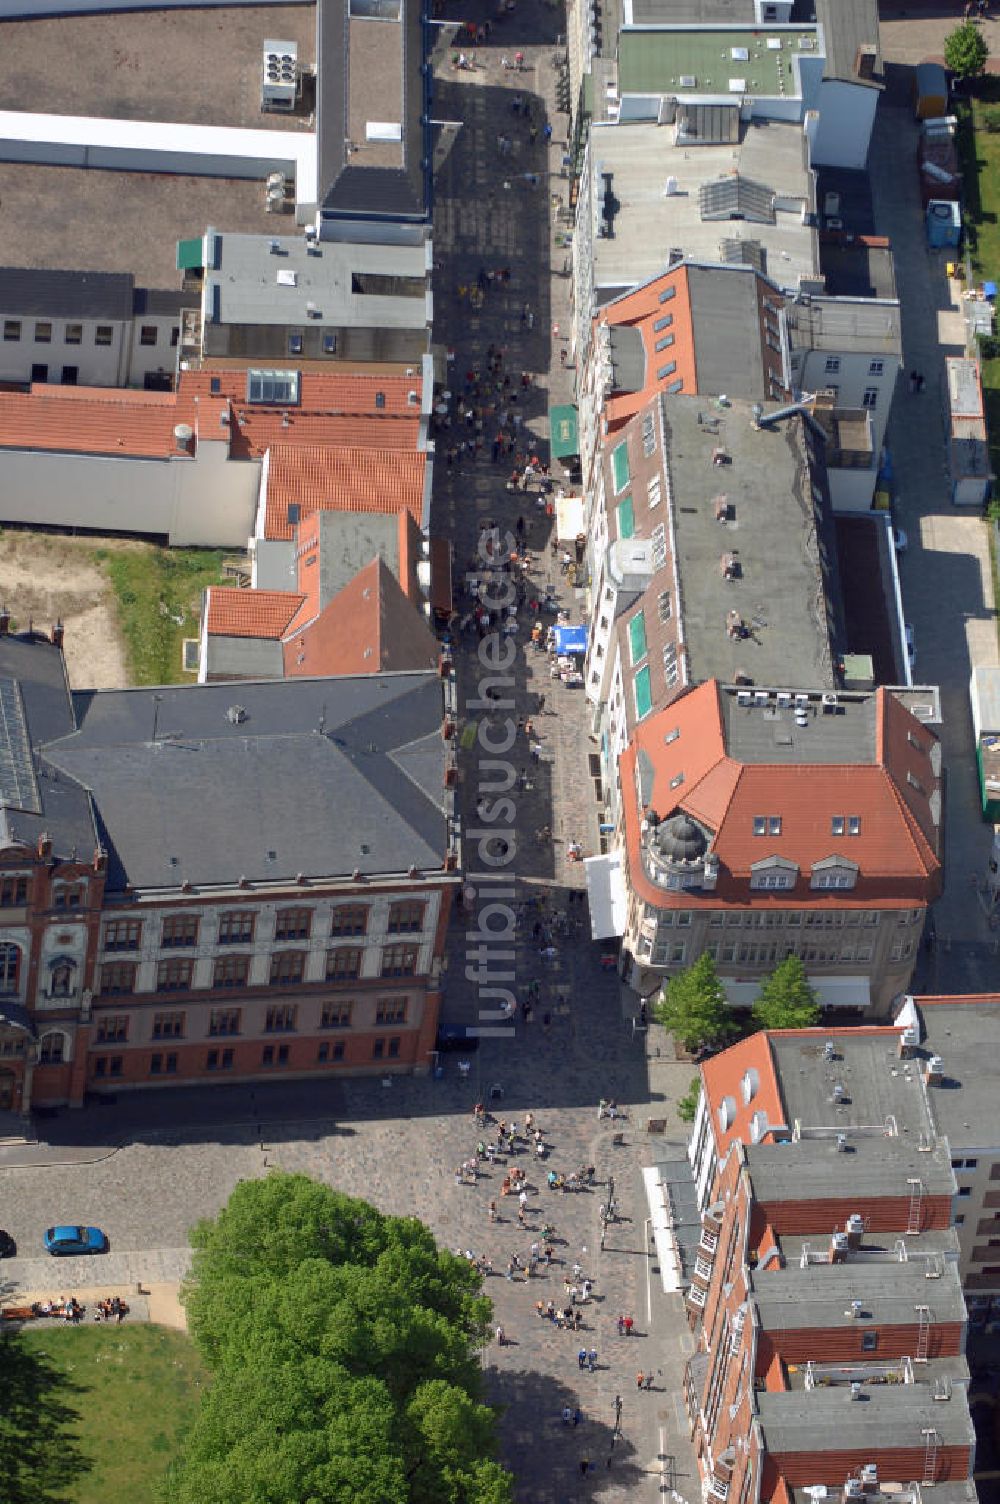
[0,1330,91,1504]
[486,1363,648,1501]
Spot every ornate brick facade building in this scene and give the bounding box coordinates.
[0,627,458,1111]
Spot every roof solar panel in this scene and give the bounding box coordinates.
[0,678,41,814]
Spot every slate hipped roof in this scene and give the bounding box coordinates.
[44,671,452,891]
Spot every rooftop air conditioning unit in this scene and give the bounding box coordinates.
[261,39,298,113]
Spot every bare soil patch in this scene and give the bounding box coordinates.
[0,530,131,689]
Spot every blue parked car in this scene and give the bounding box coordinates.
[44,1225,107,1256]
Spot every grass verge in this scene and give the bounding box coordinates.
[97,545,224,685]
[16,1323,207,1504]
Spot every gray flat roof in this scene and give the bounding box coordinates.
[316,510,402,607]
[816,0,882,87]
[687,263,771,397]
[204,636,285,681]
[44,672,451,892]
[0,268,134,321]
[752,1258,967,1330]
[915,998,1000,1153]
[663,396,843,690]
[0,162,294,288]
[588,120,817,295]
[784,294,900,357]
[745,1134,956,1202]
[790,1484,977,1504]
[720,687,876,765]
[0,4,316,132]
[627,0,757,19]
[316,0,429,222]
[820,238,896,300]
[770,1029,935,1135]
[756,1381,975,1454]
[206,230,428,331]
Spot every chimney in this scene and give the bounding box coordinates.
[860,1465,879,1494]
[51,619,64,649]
[829,1231,849,1264]
[850,1300,864,1320]
[845,1213,865,1248]
[855,44,877,82]
[37,832,52,860]
[0,606,9,636]
[93,845,106,872]
[924,1054,943,1085]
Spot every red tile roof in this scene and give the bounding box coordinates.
[282,556,439,678]
[263,444,426,540]
[701,1031,785,1158]
[0,370,423,464]
[0,384,181,458]
[594,266,700,434]
[205,587,306,639]
[621,680,942,909]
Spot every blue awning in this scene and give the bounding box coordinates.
[554,624,588,655]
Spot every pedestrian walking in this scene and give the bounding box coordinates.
[624,1316,634,1337]
[578,1348,587,1370]
[645,1371,654,1390]
[617,1314,626,1336]
[488,1199,497,1223]
[496,1325,506,1346]
[909,369,919,394]
[588,1348,598,1371]
[580,1459,591,1477]
[562,1406,573,1424]
[637,1371,645,1390]
[544,121,553,142]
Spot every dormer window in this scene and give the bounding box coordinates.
[811,857,858,891]
[750,856,797,891]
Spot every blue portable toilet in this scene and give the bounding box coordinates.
[926,198,962,248]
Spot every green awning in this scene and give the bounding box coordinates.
[176,237,205,272]
[550,404,580,459]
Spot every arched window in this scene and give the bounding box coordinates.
[39,1031,66,1065]
[0,943,21,995]
[49,958,76,998]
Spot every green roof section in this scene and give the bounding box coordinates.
[629,610,647,665]
[550,403,580,459]
[617,26,816,97]
[634,665,653,720]
[176,237,205,272]
[612,440,630,494]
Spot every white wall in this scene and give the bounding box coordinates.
[127,314,183,388]
[0,313,128,386]
[0,444,259,547]
[809,81,878,170]
[826,463,880,513]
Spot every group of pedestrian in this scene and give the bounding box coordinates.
[435,26,656,1473]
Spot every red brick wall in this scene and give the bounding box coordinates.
[762,1321,963,1366]
[770,1446,971,1486]
[760,1195,953,1236]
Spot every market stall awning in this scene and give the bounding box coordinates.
[176,236,204,272]
[721,976,871,1010]
[554,623,588,656]
[429,536,453,618]
[584,851,627,940]
[550,403,580,459]
[555,493,584,540]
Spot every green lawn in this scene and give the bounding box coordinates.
[12,1324,207,1504]
[97,545,224,685]
[954,80,1000,279]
